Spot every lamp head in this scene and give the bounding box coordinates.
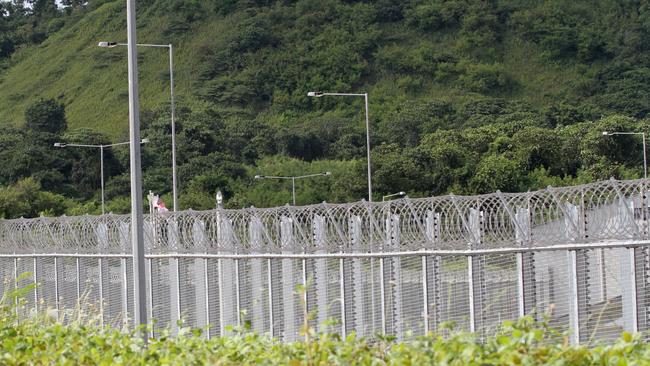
[602,131,609,136]
[254,175,263,179]
[398,191,406,196]
[141,138,150,144]
[97,41,118,48]
[216,190,223,205]
[53,142,65,148]
[324,171,332,176]
[307,91,323,97]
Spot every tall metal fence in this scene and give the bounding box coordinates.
[1,178,649,343]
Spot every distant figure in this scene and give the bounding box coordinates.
[156,198,169,213]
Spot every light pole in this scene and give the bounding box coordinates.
[124,0,147,335]
[382,191,406,202]
[254,172,331,206]
[54,139,149,215]
[308,91,372,202]
[602,131,647,179]
[98,41,178,212]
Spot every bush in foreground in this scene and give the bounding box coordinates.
[1,282,649,365]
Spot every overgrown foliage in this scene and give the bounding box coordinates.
[1,279,650,365]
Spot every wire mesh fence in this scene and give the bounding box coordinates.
[0,178,650,343]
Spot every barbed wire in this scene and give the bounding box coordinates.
[0,178,647,254]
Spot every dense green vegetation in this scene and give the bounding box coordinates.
[2,0,650,217]
[2,281,650,365]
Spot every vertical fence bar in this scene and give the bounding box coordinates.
[422,255,429,333]
[379,257,386,334]
[627,248,639,333]
[217,258,224,337]
[13,257,18,319]
[468,255,475,333]
[121,257,129,327]
[267,258,274,337]
[568,250,580,345]
[620,247,639,333]
[516,253,525,318]
[146,258,153,338]
[33,257,38,313]
[302,258,308,313]
[235,259,241,327]
[98,258,104,327]
[54,257,60,315]
[76,257,81,302]
[169,257,181,334]
[339,257,346,338]
[204,258,211,339]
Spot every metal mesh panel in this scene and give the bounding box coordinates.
[0,258,13,299]
[39,257,57,314]
[57,257,78,320]
[584,248,626,342]
[101,258,128,328]
[529,251,571,335]
[238,258,270,334]
[78,257,101,319]
[438,255,470,333]
[150,258,173,335]
[178,258,208,332]
[220,258,239,334]
[15,258,34,318]
[396,256,425,338]
[474,254,518,337]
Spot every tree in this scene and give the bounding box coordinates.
[25,98,67,134]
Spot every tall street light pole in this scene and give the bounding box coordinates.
[255,172,331,206]
[125,0,147,335]
[98,41,178,212]
[54,139,149,215]
[602,131,647,179]
[308,91,372,202]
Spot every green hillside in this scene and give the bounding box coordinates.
[1,0,650,217]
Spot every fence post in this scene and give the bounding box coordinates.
[350,215,365,336]
[425,210,441,332]
[619,246,639,333]
[249,217,265,333]
[76,257,81,304]
[54,257,60,316]
[339,257,347,338]
[421,255,429,333]
[204,258,210,339]
[168,218,181,335]
[189,219,208,336]
[467,208,483,334]
[235,259,241,327]
[514,206,532,318]
[33,257,38,314]
[98,258,104,327]
[280,216,296,341]
[146,258,153,338]
[118,222,130,328]
[267,258,274,337]
[313,215,328,333]
[568,250,580,345]
[387,214,402,336]
[217,215,236,335]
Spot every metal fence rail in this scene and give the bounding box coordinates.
[1,178,650,343]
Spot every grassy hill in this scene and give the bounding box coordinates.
[1,0,650,216]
